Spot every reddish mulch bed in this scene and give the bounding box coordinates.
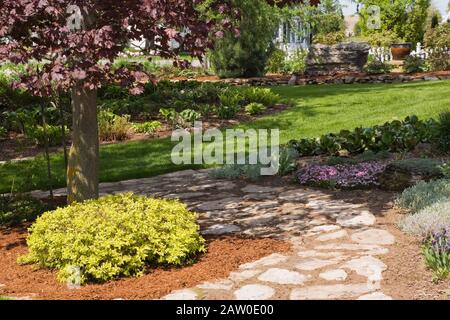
[0,226,290,300]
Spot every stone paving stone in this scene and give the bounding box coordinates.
[297,250,345,259]
[290,283,374,300]
[197,280,234,291]
[241,185,283,194]
[319,269,348,281]
[351,229,396,245]
[342,256,387,283]
[308,225,342,234]
[295,259,339,271]
[240,254,289,270]
[316,230,348,242]
[229,270,262,282]
[163,289,199,300]
[315,243,389,256]
[258,268,310,285]
[357,292,393,300]
[234,284,275,300]
[336,211,376,227]
[196,197,242,211]
[202,224,241,235]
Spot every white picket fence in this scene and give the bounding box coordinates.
[369,42,449,61]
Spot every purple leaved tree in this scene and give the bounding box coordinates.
[0,0,237,203]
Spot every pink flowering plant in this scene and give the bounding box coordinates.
[297,161,387,189]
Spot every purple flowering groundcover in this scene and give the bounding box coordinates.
[297,161,387,189]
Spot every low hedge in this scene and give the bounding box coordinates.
[19,193,205,284]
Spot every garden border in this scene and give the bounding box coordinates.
[170,71,450,87]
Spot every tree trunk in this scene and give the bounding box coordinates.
[67,85,99,203]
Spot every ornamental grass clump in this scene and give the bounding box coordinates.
[18,193,205,285]
[297,162,386,189]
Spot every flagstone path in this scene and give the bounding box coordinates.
[31,169,396,300]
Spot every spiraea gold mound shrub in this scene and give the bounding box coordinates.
[18,193,205,284]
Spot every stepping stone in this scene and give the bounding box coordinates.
[280,203,307,215]
[296,259,338,271]
[336,211,376,227]
[229,270,262,282]
[240,254,289,270]
[196,197,242,211]
[317,230,348,242]
[278,190,316,202]
[240,201,279,212]
[315,243,389,256]
[297,250,344,259]
[197,279,234,291]
[238,212,277,227]
[202,224,241,235]
[308,225,341,234]
[258,268,309,285]
[164,192,209,200]
[319,269,348,281]
[290,283,374,300]
[351,229,395,246]
[241,185,282,194]
[342,256,387,283]
[358,292,393,300]
[163,289,198,300]
[234,284,275,300]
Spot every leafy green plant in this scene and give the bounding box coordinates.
[132,121,162,135]
[0,126,7,139]
[282,49,308,75]
[365,30,401,48]
[0,195,47,226]
[239,87,281,107]
[28,125,67,147]
[389,158,444,177]
[436,111,450,154]
[364,55,394,74]
[210,164,265,181]
[98,110,132,141]
[403,56,429,74]
[423,229,450,280]
[209,0,279,78]
[245,103,266,115]
[18,193,205,285]
[290,115,438,157]
[278,147,299,176]
[441,163,450,178]
[396,179,450,213]
[266,48,287,74]
[313,31,345,45]
[424,23,450,71]
[179,109,201,126]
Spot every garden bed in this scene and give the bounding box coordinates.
[0,226,290,300]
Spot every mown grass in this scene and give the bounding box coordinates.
[1,80,449,193]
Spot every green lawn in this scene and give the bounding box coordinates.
[1,80,449,194]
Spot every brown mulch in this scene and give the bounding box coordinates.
[381,208,450,300]
[0,226,290,300]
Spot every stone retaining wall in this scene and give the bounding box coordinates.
[171,71,450,87]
